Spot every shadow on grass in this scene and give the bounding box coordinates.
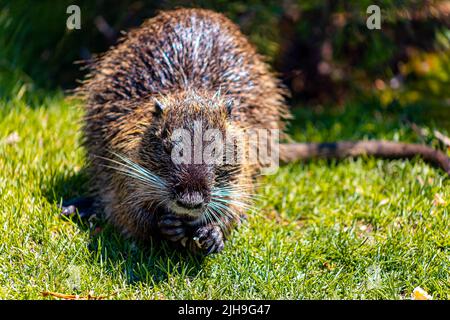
[44,169,205,287]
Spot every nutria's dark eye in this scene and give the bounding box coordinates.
[163,143,172,154]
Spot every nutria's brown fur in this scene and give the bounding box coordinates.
[71,8,450,256]
[77,8,290,255]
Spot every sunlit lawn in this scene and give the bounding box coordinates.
[0,91,448,299]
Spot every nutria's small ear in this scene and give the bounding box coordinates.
[154,98,166,116]
[225,100,234,117]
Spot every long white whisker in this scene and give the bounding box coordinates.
[99,153,166,187]
[207,206,227,232]
[97,154,170,205]
[208,202,235,221]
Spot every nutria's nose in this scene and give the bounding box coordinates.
[176,191,204,210]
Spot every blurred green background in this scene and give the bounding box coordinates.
[0,0,448,104]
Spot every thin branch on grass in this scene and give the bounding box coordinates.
[41,290,116,300]
[280,140,450,176]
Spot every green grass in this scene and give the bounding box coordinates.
[0,92,449,300]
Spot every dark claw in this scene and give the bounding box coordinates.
[61,205,77,216]
[60,197,95,219]
[190,224,225,255]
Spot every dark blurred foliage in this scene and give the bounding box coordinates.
[0,0,449,105]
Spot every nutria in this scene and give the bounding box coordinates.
[63,8,450,256]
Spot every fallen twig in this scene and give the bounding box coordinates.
[41,290,116,300]
[280,140,450,176]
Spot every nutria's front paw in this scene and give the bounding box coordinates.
[189,224,225,255]
[60,196,95,219]
[158,214,187,243]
